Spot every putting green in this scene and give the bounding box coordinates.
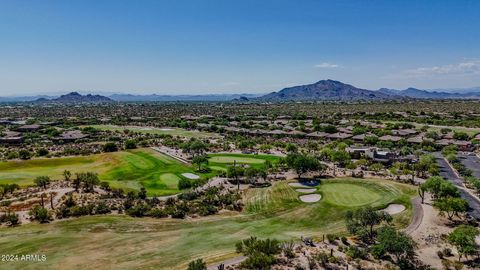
[160,173,182,189]
[0,149,202,196]
[207,153,281,172]
[321,182,382,207]
[208,156,266,164]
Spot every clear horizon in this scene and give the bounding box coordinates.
[1,0,480,95]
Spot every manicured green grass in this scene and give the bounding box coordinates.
[0,149,202,196]
[86,124,219,138]
[207,153,281,171]
[320,181,398,207]
[0,178,416,270]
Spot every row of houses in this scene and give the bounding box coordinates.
[216,125,475,151]
[0,129,89,145]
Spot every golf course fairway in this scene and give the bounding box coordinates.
[0,148,203,196]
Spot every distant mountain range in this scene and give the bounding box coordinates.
[258,80,392,101]
[255,80,480,102]
[377,87,480,99]
[109,93,261,102]
[1,81,480,103]
[35,92,113,104]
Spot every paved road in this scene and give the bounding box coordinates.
[458,152,480,179]
[433,152,480,219]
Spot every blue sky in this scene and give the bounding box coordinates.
[1,0,479,95]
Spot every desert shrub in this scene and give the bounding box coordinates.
[147,208,168,218]
[178,178,192,190]
[346,246,368,260]
[29,205,51,223]
[95,202,111,214]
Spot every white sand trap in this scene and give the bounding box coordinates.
[296,188,316,193]
[299,194,321,203]
[289,182,309,188]
[159,128,174,131]
[182,173,200,179]
[381,204,406,215]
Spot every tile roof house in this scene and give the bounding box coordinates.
[17,124,41,132]
[327,133,352,140]
[53,130,89,142]
[306,131,329,138]
[379,135,402,142]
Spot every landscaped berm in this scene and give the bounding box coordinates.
[0,148,206,196]
[0,178,416,270]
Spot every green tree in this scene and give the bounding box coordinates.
[192,155,209,172]
[285,153,322,179]
[415,154,438,178]
[124,139,137,149]
[138,187,147,200]
[103,142,118,152]
[364,135,379,146]
[330,150,351,167]
[285,143,298,153]
[34,176,51,189]
[29,205,50,223]
[187,140,207,157]
[422,176,459,200]
[448,225,479,261]
[372,226,416,264]
[37,148,49,156]
[345,206,392,241]
[434,197,468,220]
[18,149,32,160]
[76,172,100,192]
[178,178,192,190]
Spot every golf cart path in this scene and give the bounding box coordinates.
[151,146,190,164]
[207,256,246,270]
[403,197,423,235]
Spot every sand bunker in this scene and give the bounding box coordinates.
[159,128,174,131]
[181,173,200,180]
[289,182,309,188]
[381,204,405,215]
[296,188,316,193]
[299,194,321,203]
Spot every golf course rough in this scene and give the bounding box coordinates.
[0,178,416,270]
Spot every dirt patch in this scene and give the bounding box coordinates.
[295,188,316,193]
[411,195,454,269]
[381,204,406,215]
[299,194,321,203]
